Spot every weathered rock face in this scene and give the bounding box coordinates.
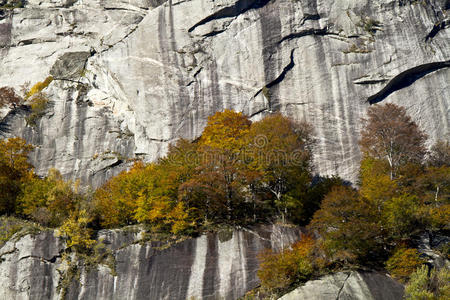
[0,0,449,186]
[279,271,404,300]
[0,225,301,300]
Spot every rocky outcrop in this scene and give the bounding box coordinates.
[0,224,301,300]
[279,271,404,300]
[0,0,449,186]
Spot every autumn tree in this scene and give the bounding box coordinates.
[385,248,425,283]
[0,137,34,215]
[308,186,384,265]
[0,87,22,107]
[258,236,316,291]
[360,103,427,179]
[428,140,450,167]
[246,114,314,223]
[94,161,149,227]
[182,110,252,223]
[18,169,81,226]
[199,109,251,152]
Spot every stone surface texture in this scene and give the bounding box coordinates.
[0,0,448,186]
[0,224,301,300]
[279,271,404,300]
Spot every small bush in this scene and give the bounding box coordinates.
[257,236,316,292]
[25,92,49,126]
[385,248,425,283]
[25,76,53,100]
[405,265,450,300]
[0,0,25,10]
[58,209,96,254]
[0,87,22,107]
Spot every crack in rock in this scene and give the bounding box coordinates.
[336,272,352,300]
[425,19,449,41]
[253,48,296,112]
[238,227,271,242]
[278,27,329,44]
[367,60,450,104]
[18,254,61,264]
[188,0,271,33]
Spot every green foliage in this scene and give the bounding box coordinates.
[358,17,381,34]
[385,248,425,283]
[0,0,25,10]
[309,186,384,266]
[0,216,24,245]
[405,265,450,300]
[382,194,422,238]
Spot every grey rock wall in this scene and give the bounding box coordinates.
[279,271,404,300]
[0,0,449,185]
[0,225,301,300]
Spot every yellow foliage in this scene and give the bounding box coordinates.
[360,156,398,208]
[25,92,49,126]
[18,169,80,226]
[386,248,425,283]
[199,109,251,152]
[94,162,150,227]
[0,137,34,214]
[25,76,53,99]
[58,209,95,253]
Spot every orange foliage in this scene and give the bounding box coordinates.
[258,235,316,291]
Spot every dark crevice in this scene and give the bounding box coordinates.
[92,159,124,175]
[253,49,296,111]
[202,29,227,37]
[266,48,296,89]
[100,20,143,53]
[249,107,269,118]
[367,61,450,104]
[148,137,173,142]
[353,78,389,85]
[336,272,351,300]
[300,13,321,26]
[188,0,271,33]
[18,254,61,263]
[277,27,329,44]
[425,19,448,41]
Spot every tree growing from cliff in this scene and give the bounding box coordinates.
[17,169,81,227]
[0,86,22,108]
[181,110,252,222]
[428,140,450,168]
[0,137,34,215]
[360,103,427,179]
[308,186,384,265]
[246,114,314,223]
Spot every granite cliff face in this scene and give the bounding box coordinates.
[279,271,404,300]
[0,0,449,186]
[0,225,301,300]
